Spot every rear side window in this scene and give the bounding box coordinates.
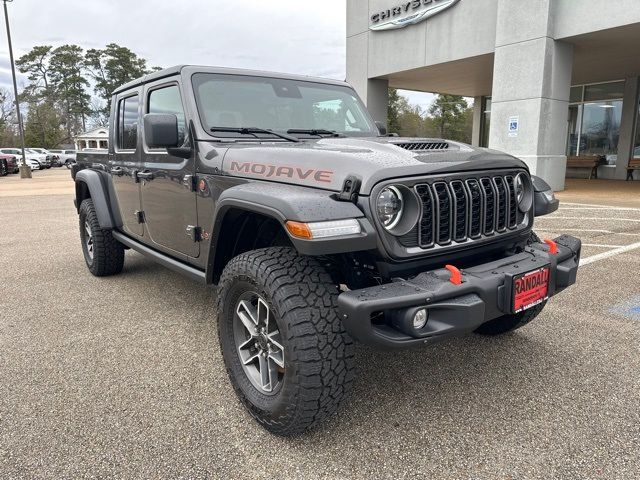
[148,85,186,146]
[118,94,139,150]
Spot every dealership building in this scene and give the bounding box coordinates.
[346,0,640,190]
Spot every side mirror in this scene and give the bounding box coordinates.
[144,113,179,148]
[375,121,387,136]
[531,175,559,217]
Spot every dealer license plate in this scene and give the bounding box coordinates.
[512,267,550,313]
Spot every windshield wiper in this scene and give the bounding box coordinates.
[286,129,344,138]
[210,126,299,143]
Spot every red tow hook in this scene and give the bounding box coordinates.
[544,239,558,255]
[445,264,463,285]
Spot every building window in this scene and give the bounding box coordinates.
[566,81,624,165]
[480,96,491,147]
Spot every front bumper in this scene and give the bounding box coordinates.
[337,235,581,348]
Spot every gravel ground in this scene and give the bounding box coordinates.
[1,169,639,479]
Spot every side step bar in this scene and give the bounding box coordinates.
[112,231,207,284]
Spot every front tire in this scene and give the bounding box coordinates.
[0,160,7,176]
[216,247,356,436]
[79,199,124,276]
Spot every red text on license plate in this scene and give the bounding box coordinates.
[513,267,550,313]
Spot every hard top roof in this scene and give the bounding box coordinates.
[112,65,350,95]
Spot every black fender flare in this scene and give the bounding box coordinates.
[74,169,120,229]
[206,182,377,282]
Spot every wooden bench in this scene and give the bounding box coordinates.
[627,158,640,180]
[567,155,603,179]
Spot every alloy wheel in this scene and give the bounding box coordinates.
[233,292,285,394]
[84,221,94,261]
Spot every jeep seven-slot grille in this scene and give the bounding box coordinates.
[408,175,521,249]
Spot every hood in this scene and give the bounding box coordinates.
[216,137,527,195]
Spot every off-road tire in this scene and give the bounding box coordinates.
[475,231,546,335]
[216,247,356,436]
[0,160,7,176]
[79,199,125,276]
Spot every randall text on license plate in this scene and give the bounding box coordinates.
[512,266,550,313]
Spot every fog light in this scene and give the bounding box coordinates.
[412,308,428,329]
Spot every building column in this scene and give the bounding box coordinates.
[489,0,572,191]
[471,96,483,146]
[347,29,389,127]
[614,77,639,180]
[364,79,389,127]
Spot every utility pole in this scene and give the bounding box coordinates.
[3,0,30,178]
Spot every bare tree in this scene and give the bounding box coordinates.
[87,97,109,128]
[0,87,15,126]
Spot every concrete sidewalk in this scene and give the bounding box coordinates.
[0,167,74,197]
[557,178,640,208]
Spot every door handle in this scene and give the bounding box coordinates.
[136,170,154,181]
[110,166,124,176]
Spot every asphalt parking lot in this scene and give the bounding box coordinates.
[1,168,639,479]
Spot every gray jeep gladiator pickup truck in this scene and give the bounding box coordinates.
[73,65,581,436]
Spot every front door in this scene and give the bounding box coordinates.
[110,92,143,237]
[139,82,199,258]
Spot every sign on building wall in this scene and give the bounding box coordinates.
[370,0,461,31]
[508,116,519,137]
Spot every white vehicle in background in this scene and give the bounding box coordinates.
[25,148,52,168]
[49,149,77,167]
[25,158,40,170]
[29,147,61,166]
[0,148,45,169]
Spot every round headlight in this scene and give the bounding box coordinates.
[514,173,533,213]
[377,186,403,229]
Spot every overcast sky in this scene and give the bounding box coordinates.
[0,0,435,112]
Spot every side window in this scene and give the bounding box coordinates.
[118,94,139,150]
[148,85,186,146]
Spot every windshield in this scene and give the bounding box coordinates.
[192,73,378,139]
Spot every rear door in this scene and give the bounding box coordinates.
[139,80,199,258]
[110,91,144,237]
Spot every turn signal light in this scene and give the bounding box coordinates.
[285,219,361,239]
[285,221,313,239]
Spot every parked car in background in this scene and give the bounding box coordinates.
[0,148,43,169]
[49,149,77,167]
[0,148,43,170]
[30,147,60,166]
[0,153,19,175]
[26,148,52,168]
[24,158,40,170]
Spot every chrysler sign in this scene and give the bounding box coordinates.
[370,0,461,31]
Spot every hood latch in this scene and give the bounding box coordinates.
[336,175,362,203]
